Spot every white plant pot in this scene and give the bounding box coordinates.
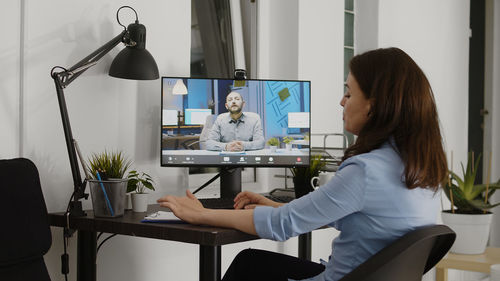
[124,193,133,210]
[441,211,493,254]
[269,146,277,153]
[131,193,149,213]
[285,143,292,151]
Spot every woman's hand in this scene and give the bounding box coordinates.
[157,190,258,235]
[157,190,205,224]
[233,191,284,209]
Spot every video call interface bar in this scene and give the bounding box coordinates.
[161,154,309,166]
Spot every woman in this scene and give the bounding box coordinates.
[157,47,448,281]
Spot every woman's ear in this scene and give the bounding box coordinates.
[366,100,374,117]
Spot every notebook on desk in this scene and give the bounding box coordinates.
[141,211,185,223]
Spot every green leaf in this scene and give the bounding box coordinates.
[142,181,155,191]
[468,199,500,211]
[127,179,138,193]
[449,171,464,189]
[469,183,500,199]
[126,170,155,193]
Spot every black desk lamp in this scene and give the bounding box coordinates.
[50,6,159,217]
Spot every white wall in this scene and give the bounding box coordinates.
[377,0,470,166]
[298,0,345,138]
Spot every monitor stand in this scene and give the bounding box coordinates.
[192,167,242,199]
[220,167,242,199]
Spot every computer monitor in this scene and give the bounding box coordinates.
[161,77,311,197]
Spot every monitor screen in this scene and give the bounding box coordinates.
[161,77,311,167]
[185,108,212,125]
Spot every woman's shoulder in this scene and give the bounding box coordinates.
[340,141,401,170]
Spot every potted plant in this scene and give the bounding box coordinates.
[303,132,310,142]
[442,152,500,254]
[283,136,294,151]
[267,137,280,153]
[127,170,155,212]
[87,151,132,217]
[290,154,326,198]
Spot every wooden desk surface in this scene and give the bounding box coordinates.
[48,204,258,246]
[436,247,500,273]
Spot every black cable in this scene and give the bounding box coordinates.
[192,172,221,195]
[97,233,118,254]
[61,228,70,279]
[61,191,75,280]
[97,232,104,242]
[116,6,138,29]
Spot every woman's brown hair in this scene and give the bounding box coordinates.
[342,47,447,190]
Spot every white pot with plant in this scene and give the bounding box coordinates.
[267,137,279,153]
[283,136,294,151]
[127,170,155,213]
[442,152,500,254]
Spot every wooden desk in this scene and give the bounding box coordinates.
[436,247,500,281]
[48,204,258,281]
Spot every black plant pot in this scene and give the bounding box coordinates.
[293,177,314,199]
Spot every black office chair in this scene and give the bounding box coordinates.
[339,224,455,281]
[0,158,52,281]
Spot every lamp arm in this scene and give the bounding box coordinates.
[51,29,127,216]
[56,30,127,88]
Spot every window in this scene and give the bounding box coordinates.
[344,0,355,145]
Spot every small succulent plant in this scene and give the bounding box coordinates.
[267,137,280,146]
[443,152,500,214]
[282,136,294,144]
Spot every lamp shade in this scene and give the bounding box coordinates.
[172,79,188,95]
[109,47,159,80]
[109,21,159,80]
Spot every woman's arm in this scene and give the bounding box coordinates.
[157,190,258,235]
[233,191,285,209]
[202,209,256,235]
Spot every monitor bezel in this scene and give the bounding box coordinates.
[160,76,312,168]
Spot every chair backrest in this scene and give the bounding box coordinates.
[199,114,216,150]
[0,158,52,281]
[339,224,456,281]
